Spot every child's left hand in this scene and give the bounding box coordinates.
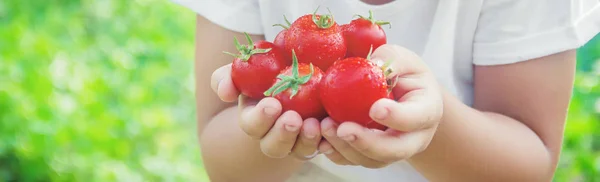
[318,44,444,168]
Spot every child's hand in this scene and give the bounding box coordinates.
[317,44,444,168]
[211,64,322,160]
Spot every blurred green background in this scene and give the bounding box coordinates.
[0,0,598,181]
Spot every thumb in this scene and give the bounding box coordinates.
[211,64,240,102]
[367,44,443,132]
[369,44,433,99]
[370,44,429,79]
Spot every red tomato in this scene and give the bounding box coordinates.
[366,121,387,131]
[273,16,293,64]
[227,33,287,99]
[273,30,290,64]
[343,10,390,58]
[319,54,393,126]
[264,50,327,120]
[284,9,346,71]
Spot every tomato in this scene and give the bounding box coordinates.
[343,10,390,58]
[319,50,394,126]
[273,16,293,64]
[284,9,346,71]
[365,121,387,131]
[273,30,290,64]
[264,50,327,120]
[226,33,287,99]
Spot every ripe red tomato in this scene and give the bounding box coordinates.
[273,15,293,64]
[284,9,346,71]
[264,50,327,120]
[319,53,394,126]
[273,30,290,63]
[343,10,390,58]
[366,121,387,131]
[227,33,287,99]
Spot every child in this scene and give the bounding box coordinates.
[174,0,600,181]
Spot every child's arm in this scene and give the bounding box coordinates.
[195,15,316,182]
[408,50,576,182]
[318,45,575,181]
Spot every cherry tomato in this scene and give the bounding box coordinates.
[343,10,390,58]
[227,33,287,99]
[319,50,395,126]
[284,8,346,71]
[273,16,293,64]
[264,50,327,120]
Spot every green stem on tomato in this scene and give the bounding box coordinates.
[366,44,374,60]
[366,44,397,94]
[354,10,391,28]
[311,6,335,29]
[381,59,398,94]
[273,15,292,29]
[222,32,271,61]
[263,50,314,99]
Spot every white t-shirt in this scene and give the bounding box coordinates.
[174,0,600,181]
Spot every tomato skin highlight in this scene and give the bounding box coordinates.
[231,40,287,99]
[319,57,390,126]
[273,64,327,120]
[284,14,347,71]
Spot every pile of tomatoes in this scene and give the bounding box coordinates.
[225,9,395,130]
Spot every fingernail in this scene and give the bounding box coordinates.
[373,107,389,120]
[285,124,299,132]
[305,150,319,158]
[341,135,356,142]
[323,149,334,155]
[263,107,278,117]
[213,79,221,91]
[304,131,316,139]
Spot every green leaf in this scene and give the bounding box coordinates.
[291,50,300,78]
[272,82,292,96]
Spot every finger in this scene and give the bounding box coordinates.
[337,121,434,163]
[369,93,442,132]
[369,44,437,105]
[321,118,386,168]
[260,110,303,158]
[291,118,322,160]
[211,64,239,102]
[318,140,354,166]
[239,97,282,139]
[368,45,443,132]
[370,44,428,77]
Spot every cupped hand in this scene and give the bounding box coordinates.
[211,64,322,161]
[318,44,444,168]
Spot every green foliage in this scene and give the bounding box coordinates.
[0,0,207,181]
[555,33,600,182]
[0,0,599,181]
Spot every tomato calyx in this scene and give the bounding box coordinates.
[354,10,391,28]
[223,32,271,61]
[273,15,292,29]
[311,6,335,29]
[365,45,398,94]
[382,60,399,94]
[264,50,314,99]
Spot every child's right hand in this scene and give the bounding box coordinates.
[211,63,323,160]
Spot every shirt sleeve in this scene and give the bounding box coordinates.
[171,0,264,35]
[472,0,600,65]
